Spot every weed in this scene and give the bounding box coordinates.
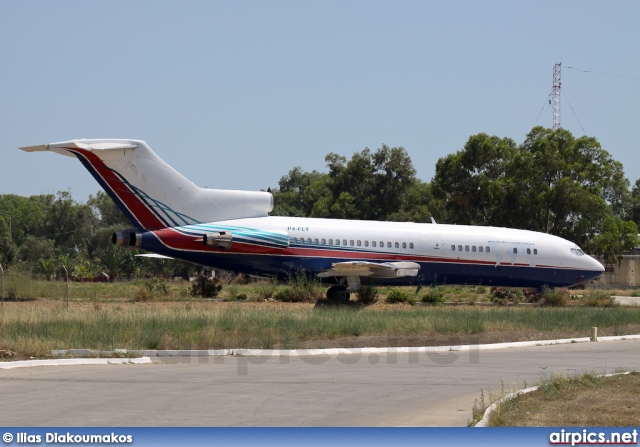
[273,273,323,302]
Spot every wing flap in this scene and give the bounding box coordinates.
[318,261,420,278]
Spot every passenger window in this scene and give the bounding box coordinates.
[314,238,318,244]
[409,243,414,249]
[387,242,392,248]
[372,241,376,247]
[458,245,462,252]
[465,245,469,252]
[380,241,384,247]
[343,240,347,246]
[486,247,490,253]
[451,245,456,251]
[479,246,483,252]
[321,238,326,245]
[395,242,399,248]
[472,246,476,252]
[364,241,369,247]
[357,240,361,246]
[350,240,354,246]
[534,249,537,255]
[307,238,312,244]
[402,242,407,249]
[527,248,531,255]
[335,239,340,246]
[328,239,333,245]
[513,248,517,254]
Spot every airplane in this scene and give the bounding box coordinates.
[20,139,605,301]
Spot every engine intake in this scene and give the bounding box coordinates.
[112,231,142,248]
[203,231,233,250]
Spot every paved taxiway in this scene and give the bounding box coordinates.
[1,339,639,426]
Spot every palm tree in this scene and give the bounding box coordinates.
[36,257,57,281]
[95,245,129,281]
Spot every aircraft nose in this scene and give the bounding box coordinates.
[591,256,605,272]
[584,255,605,281]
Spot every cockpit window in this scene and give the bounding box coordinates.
[571,248,585,256]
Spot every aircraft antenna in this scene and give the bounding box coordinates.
[552,62,561,129]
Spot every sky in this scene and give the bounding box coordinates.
[1,1,639,203]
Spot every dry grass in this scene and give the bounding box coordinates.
[481,372,640,426]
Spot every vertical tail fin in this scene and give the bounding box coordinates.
[20,139,273,230]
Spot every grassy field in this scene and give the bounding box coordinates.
[1,275,640,358]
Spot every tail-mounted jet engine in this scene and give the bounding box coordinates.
[112,231,142,248]
[203,231,233,250]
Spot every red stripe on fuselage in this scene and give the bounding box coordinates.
[66,148,165,230]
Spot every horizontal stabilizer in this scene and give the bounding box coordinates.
[20,140,139,159]
[135,253,173,260]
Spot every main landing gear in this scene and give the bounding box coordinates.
[326,285,350,302]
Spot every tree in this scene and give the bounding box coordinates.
[271,145,431,222]
[431,133,518,225]
[592,217,639,266]
[630,179,640,227]
[43,191,95,251]
[88,191,129,228]
[271,168,330,217]
[432,127,634,258]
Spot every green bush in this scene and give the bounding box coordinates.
[190,276,222,298]
[132,277,169,302]
[256,282,277,300]
[421,287,445,304]
[541,288,569,307]
[356,285,379,304]
[385,289,415,305]
[490,287,524,305]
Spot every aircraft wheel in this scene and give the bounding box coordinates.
[327,286,350,302]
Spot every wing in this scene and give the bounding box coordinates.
[317,261,420,279]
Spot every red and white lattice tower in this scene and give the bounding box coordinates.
[552,63,561,129]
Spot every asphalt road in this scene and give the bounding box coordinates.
[1,339,639,426]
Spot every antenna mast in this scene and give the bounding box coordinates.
[552,63,561,129]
